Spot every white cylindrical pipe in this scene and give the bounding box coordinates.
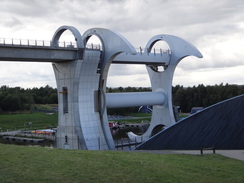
[106,92,165,108]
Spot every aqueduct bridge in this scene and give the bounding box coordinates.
[0,26,202,150]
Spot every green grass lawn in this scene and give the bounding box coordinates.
[0,112,58,131]
[35,104,58,110]
[0,144,243,183]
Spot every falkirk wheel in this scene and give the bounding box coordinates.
[52,26,203,150]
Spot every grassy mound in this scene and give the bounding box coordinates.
[0,144,243,183]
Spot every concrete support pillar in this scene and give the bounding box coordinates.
[53,50,110,150]
[53,60,83,149]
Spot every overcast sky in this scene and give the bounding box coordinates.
[0,0,243,88]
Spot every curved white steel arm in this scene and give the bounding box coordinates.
[128,34,203,142]
[82,28,137,150]
[145,34,203,65]
[83,28,136,56]
[51,25,84,49]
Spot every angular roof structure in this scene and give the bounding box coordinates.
[136,95,244,150]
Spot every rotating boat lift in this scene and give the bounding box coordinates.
[52,26,202,150]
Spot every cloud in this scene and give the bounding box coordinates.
[108,64,148,76]
[107,74,150,88]
[173,65,244,87]
[0,0,243,88]
[178,32,244,71]
[3,17,22,28]
[0,62,55,88]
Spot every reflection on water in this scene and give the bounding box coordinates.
[0,137,54,148]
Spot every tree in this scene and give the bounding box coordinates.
[1,94,21,111]
[49,93,58,104]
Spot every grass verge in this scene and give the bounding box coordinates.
[0,112,58,131]
[0,144,243,183]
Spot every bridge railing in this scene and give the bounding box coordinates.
[135,47,171,55]
[58,41,77,48]
[85,43,102,50]
[0,37,103,50]
[0,38,171,55]
[0,38,78,49]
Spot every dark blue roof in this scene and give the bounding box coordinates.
[136,95,244,150]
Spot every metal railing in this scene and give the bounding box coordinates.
[85,43,102,50]
[0,38,171,55]
[200,146,216,154]
[0,38,78,48]
[135,47,171,55]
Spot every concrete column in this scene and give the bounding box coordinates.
[53,50,110,150]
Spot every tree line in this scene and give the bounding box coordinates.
[0,83,243,113]
[172,83,244,112]
[107,83,244,114]
[0,85,57,112]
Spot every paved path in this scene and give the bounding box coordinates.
[172,150,244,161]
[130,150,244,161]
[0,130,21,136]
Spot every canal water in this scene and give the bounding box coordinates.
[0,124,149,147]
[0,136,55,148]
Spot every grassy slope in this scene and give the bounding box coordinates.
[0,144,243,183]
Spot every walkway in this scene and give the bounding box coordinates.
[133,150,244,161]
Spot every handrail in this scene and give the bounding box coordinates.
[135,47,171,55]
[0,38,78,48]
[200,146,216,154]
[0,38,171,55]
